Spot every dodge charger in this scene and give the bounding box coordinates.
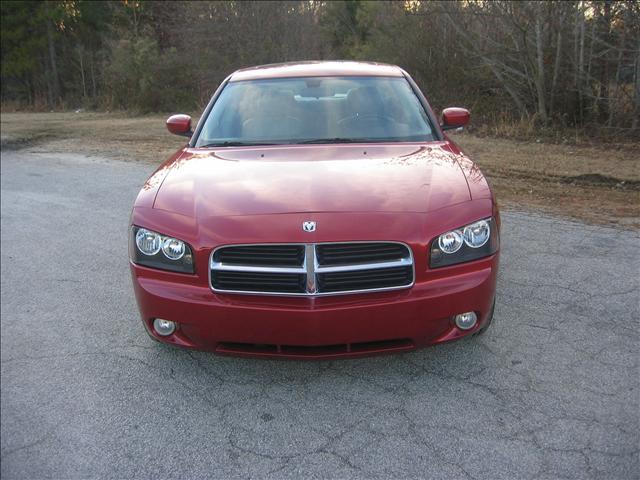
[129,61,500,359]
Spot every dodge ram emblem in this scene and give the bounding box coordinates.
[302,221,316,232]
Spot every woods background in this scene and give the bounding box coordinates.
[2,0,639,140]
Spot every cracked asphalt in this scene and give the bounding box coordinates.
[1,150,638,480]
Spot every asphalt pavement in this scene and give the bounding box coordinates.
[1,150,638,479]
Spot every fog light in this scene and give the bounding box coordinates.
[153,318,176,336]
[455,312,477,330]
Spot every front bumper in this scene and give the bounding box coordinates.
[131,253,498,359]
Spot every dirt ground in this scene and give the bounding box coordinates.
[1,111,638,228]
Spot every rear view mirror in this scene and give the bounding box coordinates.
[441,108,470,131]
[166,114,192,137]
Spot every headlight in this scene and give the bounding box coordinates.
[463,220,490,248]
[162,237,186,260]
[430,217,498,268]
[438,230,463,253]
[130,226,195,273]
[135,228,162,255]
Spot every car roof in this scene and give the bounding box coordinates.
[229,61,405,82]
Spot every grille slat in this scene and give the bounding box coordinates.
[318,268,410,280]
[318,266,413,293]
[211,271,305,293]
[320,273,409,284]
[316,243,408,266]
[211,242,413,295]
[214,245,304,267]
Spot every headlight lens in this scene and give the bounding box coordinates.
[430,217,498,268]
[438,230,464,253]
[130,226,195,273]
[463,220,490,248]
[135,228,162,256]
[162,237,186,260]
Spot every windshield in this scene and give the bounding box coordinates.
[195,76,435,147]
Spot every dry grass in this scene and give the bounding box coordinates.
[2,112,638,228]
[449,132,639,228]
[1,112,191,163]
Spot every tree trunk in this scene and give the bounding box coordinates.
[534,16,548,124]
[633,43,640,130]
[45,10,60,107]
[578,10,585,125]
[78,47,87,100]
[549,16,563,119]
[598,1,613,124]
[609,23,626,127]
[585,13,598,119]
[26,75,33,106]
[90,57,97,102]
[43,54,53,107]
[574,6,579,124]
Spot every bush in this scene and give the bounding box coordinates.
[105,37,195,113]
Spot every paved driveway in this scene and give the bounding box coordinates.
[1,151,638,479]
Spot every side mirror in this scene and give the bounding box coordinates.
[441,107,470,131]
[166,114,192,137]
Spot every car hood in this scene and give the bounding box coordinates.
[152,144,472,218]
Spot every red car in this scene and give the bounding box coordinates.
[129,61,500,359]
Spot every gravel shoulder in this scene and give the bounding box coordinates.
[1,150,638,479]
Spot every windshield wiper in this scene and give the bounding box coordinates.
[296,137,373,144]
[200,141,278,148]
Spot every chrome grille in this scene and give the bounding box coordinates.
[210,242,414,296]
